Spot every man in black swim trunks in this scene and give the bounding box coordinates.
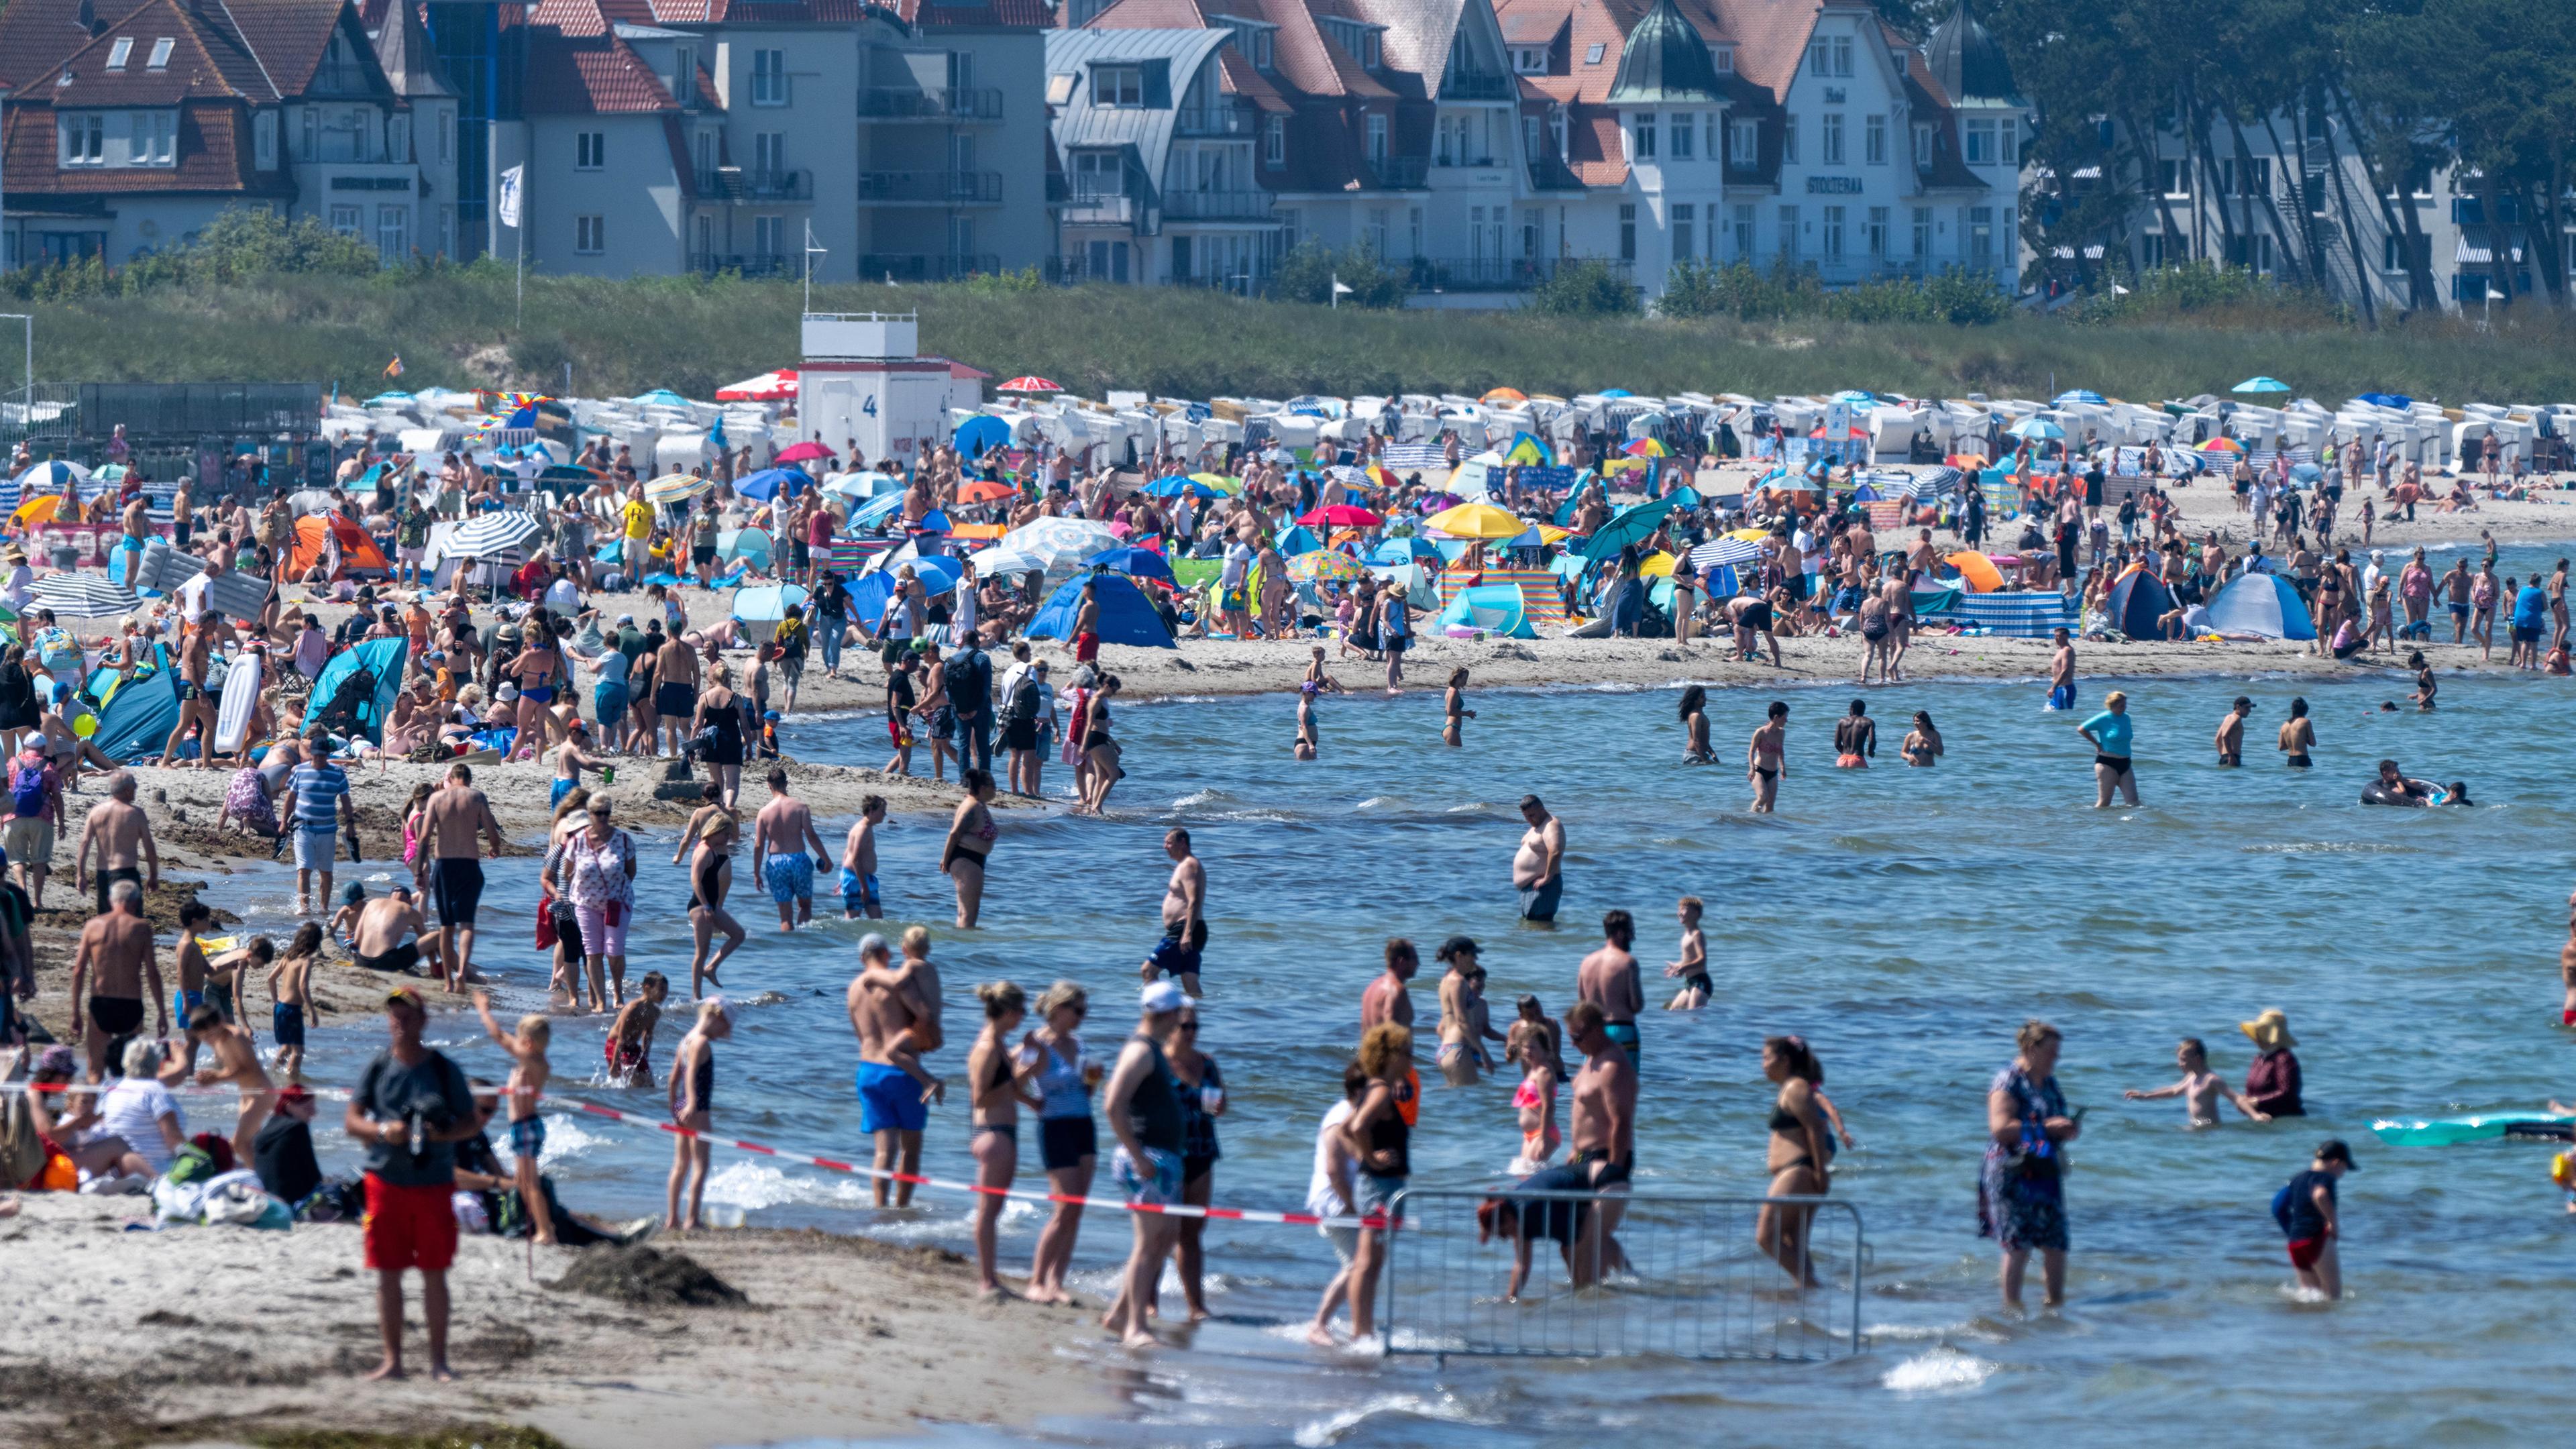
[1500,1000,1635,1290]
[68,878,164,1080]
[421,763,504,991]
[353,885,441,977]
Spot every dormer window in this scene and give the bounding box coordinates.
[1362,32,1379,68]
[106,38,132,70]
[1711,45,1733,74]
[1091,64,1142,107]
[148,36,172,69]
[1254,30,1272,70]
[1513,47,1545,74]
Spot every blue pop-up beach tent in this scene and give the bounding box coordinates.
[1025,573,1175,649]
[2104,566,2176,640]
[1437,584,1536,639]
[307,637,409,745]
[86,647,179,761]
[2206,571,2316,639]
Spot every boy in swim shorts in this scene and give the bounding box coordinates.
[839,796,885,921]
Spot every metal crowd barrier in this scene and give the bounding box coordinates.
[1385,1186,1866,1363]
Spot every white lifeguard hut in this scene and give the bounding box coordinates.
[797,311,955,468]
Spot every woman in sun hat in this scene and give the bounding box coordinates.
[2240,1010,2304,1118]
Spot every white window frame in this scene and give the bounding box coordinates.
[1964,119,1993,166]
[576,215,606,255]
[1864,113,1885,166]
[1997,119,2017,164]
[1866,205,1887,257]
[1365,112,1388,167]
[1711,45,1733,74]
[1911,205,1931,258]
[1913,123,1931,168]
[377,203,407,265]
[1092,65,1143,107]
[1821,203,1843,258]
[107,37,133,70]
[1783,116,1797,164]
[1821,111,1843,166]
[1831,35,1851,76]
[1668,111,1692,159]
[148,36,173,70]
[1671,202,1694,261]
[1728,118,1758,166]
[576,130,605,170]
[1264,113,1285,166]
[751,48,787,106]
[58,113,105,166]
[254,110,278,169]
[1630,113,1655,160]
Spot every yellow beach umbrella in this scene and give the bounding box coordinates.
[1639,551,1676,578]
[13,496,61,527]
[1423,502,1525,540]
[1189,472,1242,494]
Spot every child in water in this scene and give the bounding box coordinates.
[1509,1050,1560,1175]
[2123,1036,2273,1126]
[1662,896,1710,1010]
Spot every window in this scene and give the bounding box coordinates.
[1669,112,1692,158]
[2225,156,2269,199]
[756,131,788,184]
[1521,206,1542,258]
[1254,32,1273,69]
[254,110,276,169]
[947,51,974,94]
[747,48,786,105]
[576,131,604,170]
[1866,206,1887,257]
[1832,36,1851,74]
[1732,203,1753,259]
[439,110,451,163]
[1912,123,1931,168]
[1809,39,1829,76]
[377,205,407,266]
[674,47,696,106]
[1705,111,1717,160]
[2304,169,2328,217]
[1911,205,1931,258]
[1778,205,1797,260]
[329,204,362,235]
[1711,45,1733,74]
[388,115,409,162]
[1584,42,1605,64]
[1822,204,1843,259]
[1513,46,1544,74]
[1630,113,1655,160]
[1071,150,1120,195]
[1365,113,1387,167]
[106,37,133,70]
[1821,112,1843,166]
[1280,207,1299,246]
[1091,65,1141,107]
[2160,158,2190,198]
[2226,233,2273,272]
[1362,32,1379,68]
[1997,120,2017,164]
[2383,233,2428,274]
[1366,206,1388,256]
[2139,232,2165,269]
[302,108,317,161]
[1672,203,1694,262]
[1865,113,1885,165]
[1265,114,1285,166]
[144,110,174,164]
[148,36,172,69]
[1968,205,1994,262]
[1783,116,1797,163]
[1964,120,1993,165]
[58,113,104,166]
[576,215,606,254]
[1728,118,1758,166]
[755,215,786,258]
[1619,203,1636,261]
[1409,205,1421,256]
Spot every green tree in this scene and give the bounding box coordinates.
[1529,259,1641,317]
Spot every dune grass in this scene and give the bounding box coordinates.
[21,266,2576,405]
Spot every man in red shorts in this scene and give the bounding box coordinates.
[343,985,479,1380]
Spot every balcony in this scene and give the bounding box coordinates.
[1365,154,1428,189]
[858,253,1004,282]
[1174,107,1253,137]
[1440,72,1517,101]
[690,252,802,278]
[857,170,1002,204]
[1059,190,1138,226]
[859,87,1004,121]
[1161,190,1275,221]
[695,166,813,201]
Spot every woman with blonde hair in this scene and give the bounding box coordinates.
[1023,979,1096,1303]
[1981,1019,2078,1309]
[665,996,733,1230]
[1340,1021,1413,1341]
[965,980,1035,1297]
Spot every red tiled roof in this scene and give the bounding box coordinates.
[524,23,678,111]
[1217,48,1291,109]
[225,0,372,98]
[888,0,1052,28]
[1566,108,1624,185]
[3,95,293,198]
[37,0,260,104]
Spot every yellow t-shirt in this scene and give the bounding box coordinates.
[623,498,653,542]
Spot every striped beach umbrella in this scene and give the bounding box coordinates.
[28,571,141,619]
[446,511,541,557]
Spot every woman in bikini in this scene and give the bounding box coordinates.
[942,769,1000,929]
[509,614,567,761]
[1677,685,1712,763]
[1756,1034,1832,1287]
[965,979,1036,1299]
[1078,675,1124,816]
[1442,668,1474,748]
[1901,710,1943,767]
[671,782,746,997]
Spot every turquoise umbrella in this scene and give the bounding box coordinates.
[2231,376,2290,394]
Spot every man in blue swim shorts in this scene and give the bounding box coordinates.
[1576,909,1645,1072]
[750,765,831,931]
[839,795,886,920]
[847,928,945,1208]
[1140,916,1208,997]
[2045,628,2076,712]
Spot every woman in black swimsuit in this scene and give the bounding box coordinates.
[1077,675,1124,816]
[967,980,1034,1298]
[942,769,1000,929]
[693,662,747,810]
[1758,1034,1832,1287]
[665,996,732,1231]
[671,782,746,998]
[1678,684,1712,763]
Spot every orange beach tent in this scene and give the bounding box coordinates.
[290,516,392,579]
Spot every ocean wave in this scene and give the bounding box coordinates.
[1293,1391,1489,1448]
[1881,1346,1998,1395]
[2239,841,2409,855]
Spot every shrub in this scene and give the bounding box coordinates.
[1529,259,1641,317]
[1656,260,2006,325]
[2,205,379,301]
[1273,240,1406,308]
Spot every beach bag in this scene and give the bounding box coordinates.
[9,760,46,818]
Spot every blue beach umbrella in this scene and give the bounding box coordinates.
[849,492,906,529]
[735,467,814,502]
[631,388,692,407]
[2231,376,2290,394]
[2357,392,2414,410]
[2008,417,2063,441]
[2054,389,2106,407]
[1026,573,1175,649]
[1144,475,1225,500]
[1083,546,1175,584]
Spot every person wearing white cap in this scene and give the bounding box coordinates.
[1098,980,1189,1348]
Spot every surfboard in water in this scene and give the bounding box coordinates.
[213,650,262,755]
[2369,1112,2576,1146]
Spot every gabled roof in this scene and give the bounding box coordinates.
[1700,0,1820,103]
[3,95,294,197]
[525,5,680,113]
[1240,0,1397,100]
[366,0,453,97]
[227,0,374,98]
[1341,0,1472,99]
[31,0,272,104]
[1,0,387,105]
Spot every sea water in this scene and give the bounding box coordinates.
[218,612,2576,1446]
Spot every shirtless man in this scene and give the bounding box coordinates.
[550,722,606,812]
[156,623,218,767]
[1906,527,1937,585]
[68,879,164,1081]
[1878,573,1913,680]
[1512,795,1565,924]
[2123,1036,2271,1127]
[2045,627,2077,712]
[1561,1000,1638,1281]
[652,629,702,757]
[420,763,504,988]
[2278,696,2316,767]
[354,884,440,978]
[1725,592,1783,667]
[73,771,159,918]
[2214,696,2254,767]
[751,767,832,932]
[847,929,944,1207]
[838,794,885,920]
[1360,936,1417,1033]
[174,1002,276,1161]
[1576,910,1644,1073]
[1142,828,1207,996]
[1747,700,1788,813]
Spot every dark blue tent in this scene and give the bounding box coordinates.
[307,637,409,745]
[1026,573,1175,649]
[954,416,1010,458]
[2105,566,2175,640]
[86,647,179,761]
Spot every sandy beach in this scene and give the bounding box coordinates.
[0,1193,1108,1448]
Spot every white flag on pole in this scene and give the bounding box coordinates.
[1330,274,1354,295]
[498,165,524,229]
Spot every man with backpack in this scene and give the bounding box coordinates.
[1000,657,1050,796]
[3,736,63,910]
[2273,1139,2355,1300]
[945,625,995,776]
